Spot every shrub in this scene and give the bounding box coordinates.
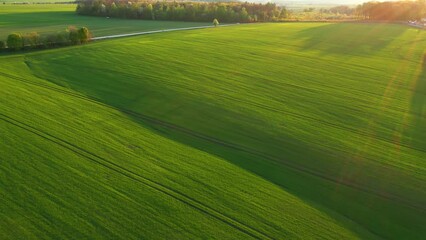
[7,33,23,51]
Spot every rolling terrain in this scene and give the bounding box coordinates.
[1,23,425,239]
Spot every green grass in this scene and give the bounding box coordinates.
[1,22,425,239]
[0,4,207,40]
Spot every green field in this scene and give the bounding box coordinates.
[0,4,206,40]
[1,22,425,239]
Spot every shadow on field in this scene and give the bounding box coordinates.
[110,79,425,239]
[294,23,406,56]
[24,47,425,239]
[407,55,426,150]
[25,58,382,238]
[25,58,425,239]
[112,86,425,240]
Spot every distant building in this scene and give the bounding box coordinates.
[408,19,426,28]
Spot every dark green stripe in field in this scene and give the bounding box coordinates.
[1,23,425,239]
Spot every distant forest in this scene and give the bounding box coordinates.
[76,0,287,22]
[76,0,426,22]
[357,1,426,21]
[292,0,426,21]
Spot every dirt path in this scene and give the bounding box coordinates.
[91,24,237,41]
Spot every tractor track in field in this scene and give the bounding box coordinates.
[0,113,274,240]
[1,72,425,212]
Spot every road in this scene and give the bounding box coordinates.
[91,24,237,41]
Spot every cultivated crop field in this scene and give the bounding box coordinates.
[1,22,425,239]
[0,4,206,39]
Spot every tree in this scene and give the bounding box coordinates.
[68,26,80,44]
[23,32,40,49]
[0,41,6,50]
[78,27,90,43]
[280,7,288,19]
[7,33,23,51]
[43,33,58,48]
[110,2,118,17]
[213,18,219,27]
[56,30,70,45]
[240,7,249,22]
[100,3,106,16]
[146,4,154,20]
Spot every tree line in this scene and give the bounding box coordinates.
[319,5,355,16]
[76,0,288,23]
[356,0,426,21]
[0,26,91,52]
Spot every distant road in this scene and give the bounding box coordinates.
[91,24,237,41]
[407,23,425,29]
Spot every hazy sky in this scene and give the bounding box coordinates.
[284,0,370,2]
[277,0,394,4]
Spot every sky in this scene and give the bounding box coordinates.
[283,0,376,2]
[273,0,396,4]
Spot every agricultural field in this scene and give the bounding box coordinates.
[0,4,206,40]
[1,21,425,239]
